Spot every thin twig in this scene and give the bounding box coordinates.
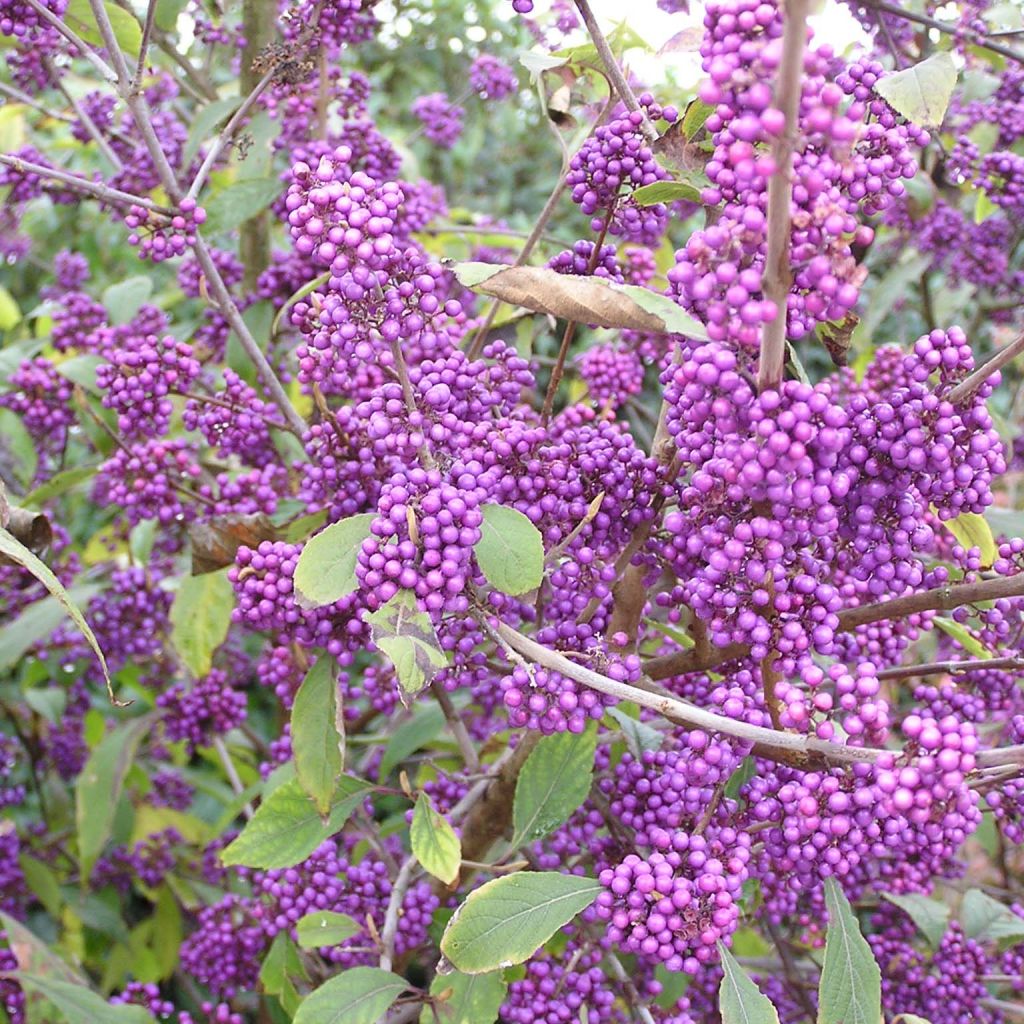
[23,0,117,81]
[465,179,569,360]
[495,620,881,766]
[0,79,75,122]
[447,744,519,825]
[859,0,1024,64]
[86,0,306,437]
[213,736,254,820]
[0,154,168,212]
[646,571,1024,680]
[134,0,159,89]
[877,656,1024,681]
[947,329,1024,404]
[495,619,1024,787]
[186,67,277,200]
[757,0,810,393]
[379,857,418,972]
[173,389,295,435]
[601,947,658,1024]
[572,0,658,145]
[431,682,480,774]
[540,203,615,423]
[51,67,123,171]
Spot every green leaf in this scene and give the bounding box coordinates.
[619,283,709,338]
[295,911,362,950]
[0,285,21,330]
[724,756,757,802]
[203,177,285,235]
[0,529,115,701]
[606,706,664,758]
[154,0,188,32]
[378,703,446,779]
[893,1016,936,1024]
[859,252,932,339]
[552,21,650,71]
[0,912,86,984]
[681,98,715,140]
[0,337,42,379]
[220,775,372,870]
[272,270,331,338]
[21,466,97,508]
[933,617,990,660]
[76,714,158,881]
[227,300,273,386]
[474,505,544,596]
[260,931,307,1004]
[717,943,781,1024]
[439,872,601,974]
[169,569,234,678]
[974,188,1000,224]
[151,886,182,980]
[818,877,882,1024]
[0,408,37,489]
[961,888,1024,945]
[985,506,1024,540]
[511,727,596,847]
[633,175,709,207]
[293,967,407,1024]
[881,892,950,947]
[293,514,375,607]
[420,970,508,1024]
[18,854,62,917]
[366,590,448,699]
[0,583,101,673]
[937,510,997,567]
[291,656,343,815]
[411,793,462,885]
[64,0,142,54]
[874,52,958,127]
[12,975,155,1023]
[518,50,568,80]
[54,354,104,396]
[102,276,153,325]
[182,96,243,170]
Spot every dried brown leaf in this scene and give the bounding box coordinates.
[653,118,711,175]
[450,263,708,337]
[190,513,279,575]
[819,312,860,368]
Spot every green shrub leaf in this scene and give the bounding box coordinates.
[819,877,882,1024]
[366,590,448,699]
[170,569,234,678]
[511,727,596,847]
[440,872,601,974]
[294,513,375,607]
[420,970,507,1024]
[882,892,950,947]
[474,504,544,596]
[717,943,781,1024]
[291,655,343,815]
[293,967,407,1024]
[874,52,957,127]
[295,911,362,950]
[412,793,462,885]
[221,775,372,870]
[77,714,160,881]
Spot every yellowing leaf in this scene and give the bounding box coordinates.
[937,509,997,567]
[874,53,957,128]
